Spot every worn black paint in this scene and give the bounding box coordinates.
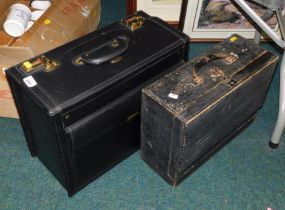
[141,35,279,186]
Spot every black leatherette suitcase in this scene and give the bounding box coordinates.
[6,11,189,196]
[141,35,278,186]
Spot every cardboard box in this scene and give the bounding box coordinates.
[0,0,16,15]
[0,0,101,118]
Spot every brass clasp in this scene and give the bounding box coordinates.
[122,15,144,31]
[21,56,59,73]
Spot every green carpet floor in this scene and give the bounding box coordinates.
[0,1,284,209]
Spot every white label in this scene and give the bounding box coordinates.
[23,76,37,87]
[2,67,7,75]
[168,93,179,99]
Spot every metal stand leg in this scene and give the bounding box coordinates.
[254,10,275,45]
[233,0,285,148]
[270,53,285,148]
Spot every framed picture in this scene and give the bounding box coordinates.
[126,0,183,27]
[180,0,280,41]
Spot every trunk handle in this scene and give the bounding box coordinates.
[79,35,130,65]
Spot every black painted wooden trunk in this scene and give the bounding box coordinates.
[141,35,279,186]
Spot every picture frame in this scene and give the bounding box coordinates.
[126,0,183,27]
[179,0,280,41]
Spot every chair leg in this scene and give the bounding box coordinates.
[270,53,285,149]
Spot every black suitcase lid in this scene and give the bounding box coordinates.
[143,35,279,122]
[6,11,189,115]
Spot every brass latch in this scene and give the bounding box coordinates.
[21,56,59,73]
[122,15,144,31]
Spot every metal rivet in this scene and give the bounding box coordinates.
[228,80,237,86]
[73,56,84,66]
[112,40,119,47]
[110,56,123,64]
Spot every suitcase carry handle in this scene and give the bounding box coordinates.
[191,53,238,85]
[79,35,129,65]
